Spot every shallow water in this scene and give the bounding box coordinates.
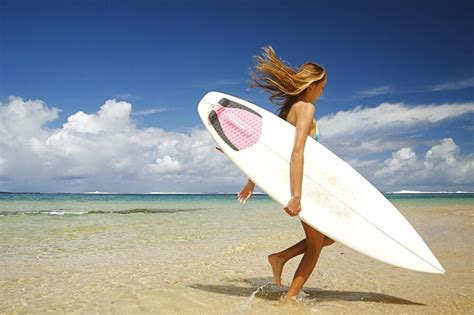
[1,193,473,313]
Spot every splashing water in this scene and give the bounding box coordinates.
[243,282,272,310]
[296,289,311,302]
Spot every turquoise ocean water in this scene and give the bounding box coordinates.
[1,192,473,215]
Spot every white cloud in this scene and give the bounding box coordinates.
[133,108,169,116]
[0,96,59,140]
[424,138,459,167]
[369,138,473,186]
[375,147,418,178]
[0,96,242,193]
[320,102,474,138]
[1,96,473,192]
[426,77,474,92]
[344,138,473,191]
[149,155,182,173]
[354,85,395,98]
[318,102,474,191]
[318,101,474,157]
[63,99,133,133]
[352,77,474,98]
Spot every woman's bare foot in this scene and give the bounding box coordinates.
[279,292,297,303]
[268,253,285,287]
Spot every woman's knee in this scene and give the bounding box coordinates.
[304,234,325,253]
[301,221,326,252]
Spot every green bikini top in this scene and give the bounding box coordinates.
[313,124,320,141]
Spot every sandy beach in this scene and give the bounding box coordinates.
[0,194,472,314]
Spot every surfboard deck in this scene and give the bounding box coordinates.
[197,91,444,274]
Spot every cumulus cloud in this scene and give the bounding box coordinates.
[371,138,473,186]
[0,96,242,193]
[0,96,59,140]
[0,96,473,192]
[345,138,474,191]
[63,99,133,133]
[318,101,474,191]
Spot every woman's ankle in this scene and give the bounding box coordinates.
[280,292,297,303]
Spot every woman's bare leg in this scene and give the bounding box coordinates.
[268,236,334,287]
[268,239,305,287]
[284,221,325,299]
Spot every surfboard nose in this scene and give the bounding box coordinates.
[426,256,445,274]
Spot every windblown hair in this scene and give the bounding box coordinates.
[248,46,327,120]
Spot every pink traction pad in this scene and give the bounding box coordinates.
[209,99,262,151]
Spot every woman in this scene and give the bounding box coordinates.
[237,46,335,300]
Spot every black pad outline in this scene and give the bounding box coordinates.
[218,98,262,118]
[209,110,239,151]
[208,97,262,151]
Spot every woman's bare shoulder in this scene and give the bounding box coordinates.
[292,101,315,116]
[286,101,314,125]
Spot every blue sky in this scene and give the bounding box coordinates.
[0,0,473,193]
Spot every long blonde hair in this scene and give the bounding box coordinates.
[248,46,327,120]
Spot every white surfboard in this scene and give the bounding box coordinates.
[197,91,444,274]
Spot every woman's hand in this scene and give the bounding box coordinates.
[237,181,254,204]
[283,196,301,216]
